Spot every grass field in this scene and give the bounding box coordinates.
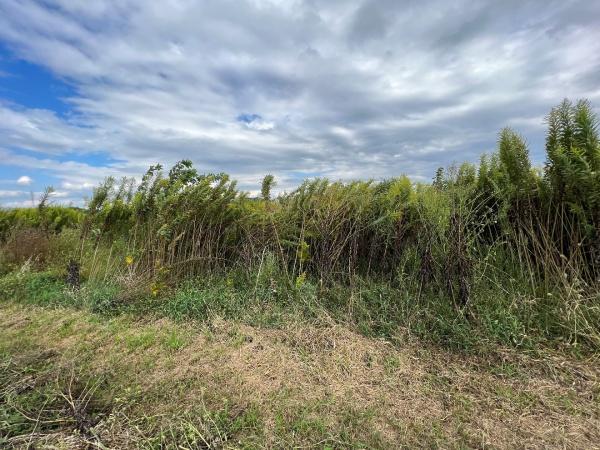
[2,297,599,449]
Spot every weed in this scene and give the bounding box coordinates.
[161,330,189,352]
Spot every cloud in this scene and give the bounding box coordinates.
[0,189,27,197]
[237,113,275,131]
[17,175,32,185]
[0,0,599,206]
[1,148,131,194]
[0,184,79,206]
[0,104,101,156]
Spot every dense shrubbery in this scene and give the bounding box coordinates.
[1,99,599,352]
[0,205,84,241]
[0,204,84,273]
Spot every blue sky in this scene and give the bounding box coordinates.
[1,0,599,207]
[0,44,74,115]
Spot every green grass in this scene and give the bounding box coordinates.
[2,298,599,449]
[1,267,597,356]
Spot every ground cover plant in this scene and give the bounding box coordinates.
[1,99,600,448]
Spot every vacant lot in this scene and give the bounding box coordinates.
[1,300,598,449]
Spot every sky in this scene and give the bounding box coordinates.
[0,0,599,207]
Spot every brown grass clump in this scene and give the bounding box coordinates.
[1,228,50,268]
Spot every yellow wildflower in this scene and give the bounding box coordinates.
[125,255,134,266]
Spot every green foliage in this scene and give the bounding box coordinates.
[546,99,600,207]
[0,270,64,305]
[2,99,600,353]
[0,206,83,241]
[261,174,276,202]
[498,128,533,193]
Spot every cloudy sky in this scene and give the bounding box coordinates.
[0,0,599,206]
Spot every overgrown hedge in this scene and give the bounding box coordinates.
[1,98,599,351]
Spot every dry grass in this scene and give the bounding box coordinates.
[1,228,50,269]
[1,301,599,449]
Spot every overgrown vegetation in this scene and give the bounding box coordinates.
[2,99,600,449]
[1,99,600,353]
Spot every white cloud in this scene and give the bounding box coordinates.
[244,119,275,131]
[61,181,96,190]
[0,190,27,197]
[0,189,82,208]
[17,175,33,185]
[1,200,36,208]
[0,0,598,207]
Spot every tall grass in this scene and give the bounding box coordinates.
[2,99,599,352]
